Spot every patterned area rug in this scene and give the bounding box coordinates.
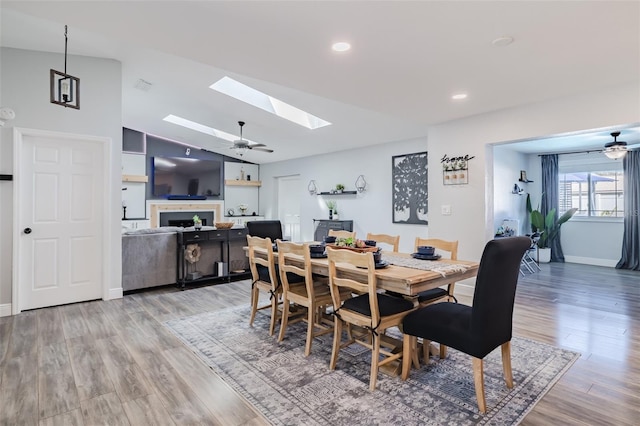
[165,306,579,425]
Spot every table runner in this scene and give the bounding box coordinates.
[383,253,468,277]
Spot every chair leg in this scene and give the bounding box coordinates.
[304,303,315,356]
[440,343,447,359]
[369,332,380,391]
[269,294,279,336]
[472,357,487,414]
[277,297,290,342]
[249,287,259,327]
[421,339,430,363]
[329,318,342,370]
[501,341,514,389]
[401,334,415,380]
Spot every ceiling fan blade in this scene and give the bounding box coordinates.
[251,146,274,153]
[249,143,267,148]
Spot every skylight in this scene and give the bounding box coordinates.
[163,114,256,143]
[209,76,331,130]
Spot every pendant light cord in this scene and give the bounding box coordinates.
[64,25,68,75]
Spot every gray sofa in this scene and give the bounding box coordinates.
[121,227,182,291]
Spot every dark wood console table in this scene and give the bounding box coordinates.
[313,219,354,241]
[177,228,250,289]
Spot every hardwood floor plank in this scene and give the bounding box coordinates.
[102,360,152,402]
[6,310,37,360]
[0,352,39,425]
[138,353,220,425]
[39,409,84,426]
[59,303,91,340]
[38,341,80,419]
[79,301,118,340]
[163,345,267,426]
[66,336,115,401]
[37,307,66,348]
[94,335,136,367]
[121,393,176,426]
[79,392,130,426]
[0,319,12,380]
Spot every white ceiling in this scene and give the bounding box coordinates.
[1,1,639,163]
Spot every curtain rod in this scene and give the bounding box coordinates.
[537,149,604,157]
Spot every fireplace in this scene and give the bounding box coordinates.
[148,201,223,228]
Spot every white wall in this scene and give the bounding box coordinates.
[260,138,431,254]
[261,82,639,265]
[0,47,122,311]
[492,147,530,235]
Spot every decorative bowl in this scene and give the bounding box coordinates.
[324,236,337,244]
[215,222,234,229]
[309,244,325,254]
[417,245,435,255]
[364,239,377,247]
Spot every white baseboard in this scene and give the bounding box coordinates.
[565,256,618,268]
[107,288,123,300]
[0,303,12,317]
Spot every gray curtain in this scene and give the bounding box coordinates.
[616,150,640,270]
[540,154,565,262]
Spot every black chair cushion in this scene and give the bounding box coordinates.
[402,302,486,356]
[417,288,449,303]
[342,293,414,317]
[256,264,304,285]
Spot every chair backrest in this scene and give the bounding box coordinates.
[277,241,314,297]
[328,229,356,239]
[366,233,400,252]
[247,220,283,241]
[327,247,379,324]
[414,238,458,260]
[247,235,278,289]
[470,236,531,355]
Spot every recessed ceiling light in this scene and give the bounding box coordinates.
[210,76,331,130]
[491,36,514,47]
[451,93,468,100]
[332,42,351,52]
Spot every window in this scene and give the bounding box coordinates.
[558,170,624,217]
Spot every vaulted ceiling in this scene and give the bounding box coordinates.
[2,1,639,163]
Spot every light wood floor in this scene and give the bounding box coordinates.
[0,263,638,425]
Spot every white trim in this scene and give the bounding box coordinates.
[565,256,618,268]
[0,303,12,317]
[107,287,123,300]
[12,127,112,315]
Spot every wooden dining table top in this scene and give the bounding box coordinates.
[249,246,479,297]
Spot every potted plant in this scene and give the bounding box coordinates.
[326,200,338,219]
[526,194,577,262]
[335,183,345,193]
[192,214,202,230]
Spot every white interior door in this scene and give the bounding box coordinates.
[277,176,301,242]
[15,130,105,311]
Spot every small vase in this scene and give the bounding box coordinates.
[333,213,340,220]
[194,222,202,230]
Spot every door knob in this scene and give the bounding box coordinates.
[24,227,32,234]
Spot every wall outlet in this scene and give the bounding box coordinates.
[441,205,452,215]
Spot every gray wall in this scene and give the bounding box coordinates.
[0,47,122,312]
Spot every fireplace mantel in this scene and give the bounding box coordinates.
[147,200,223,228]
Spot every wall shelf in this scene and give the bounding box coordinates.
[122,174,148,183]
[318,191,357,195]
[225,179,261,187]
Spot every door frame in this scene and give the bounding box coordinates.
[12,127,113,314]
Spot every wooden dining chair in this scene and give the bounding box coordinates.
[247,235,302,336]
[328,229,356,239]
[401,237,531,413]
[277,241,348,356]
[327,247,415,390]
[366,233,400,252]
[414,237,459,305]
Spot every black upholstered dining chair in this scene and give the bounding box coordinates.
[247,220,284,241]
[400,236,531,413]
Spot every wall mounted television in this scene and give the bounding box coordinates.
[152,156,222,199]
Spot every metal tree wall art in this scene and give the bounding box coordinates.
[392,151,428,224]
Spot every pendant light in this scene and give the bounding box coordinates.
[50,25,80,109]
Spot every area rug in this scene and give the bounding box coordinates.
[164,306,579,425]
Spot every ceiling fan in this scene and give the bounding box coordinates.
[231,121,273,156]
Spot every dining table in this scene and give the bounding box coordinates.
[248,244,480,299]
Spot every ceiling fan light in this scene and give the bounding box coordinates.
[235,145,248,156]
[603,145,627,160]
